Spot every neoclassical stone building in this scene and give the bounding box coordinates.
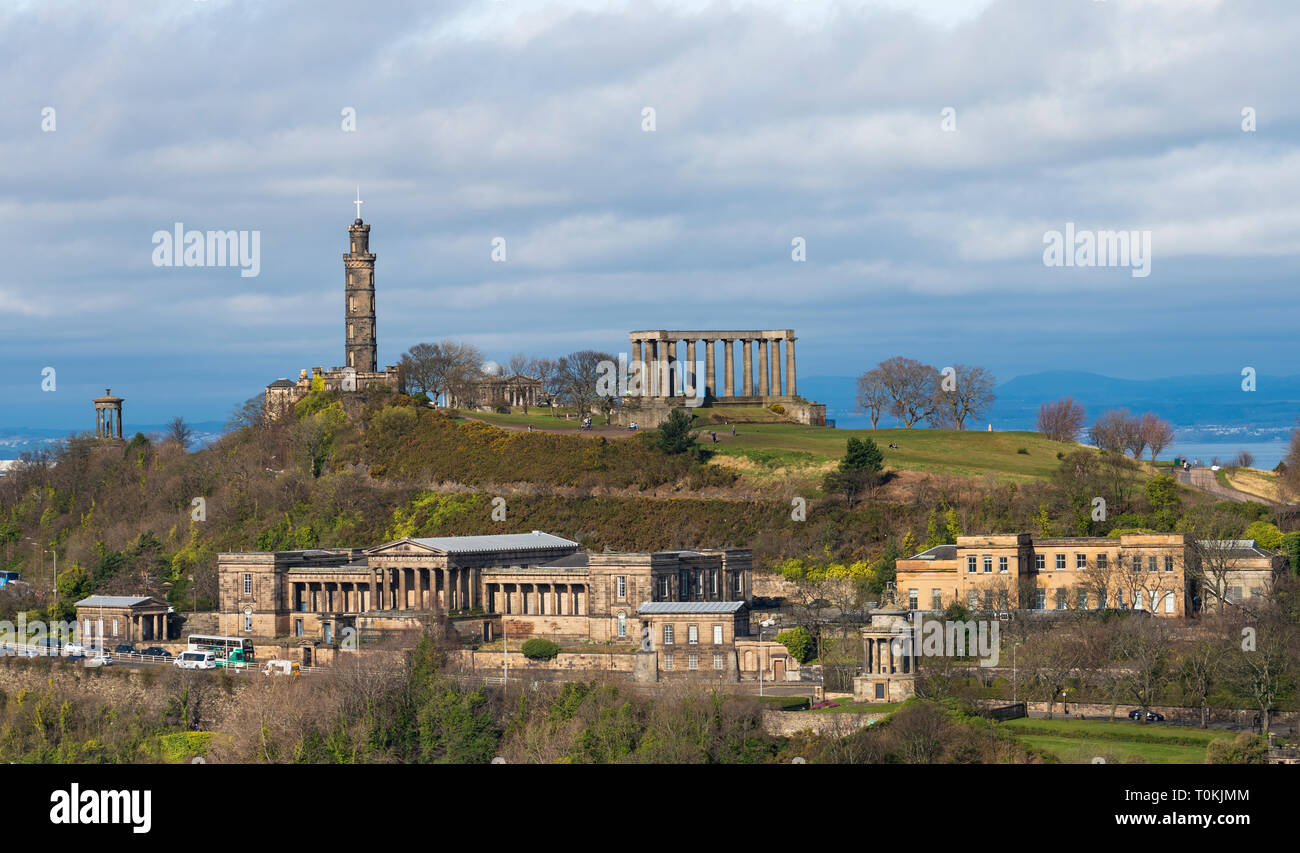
[217,532,757,652]
[894,532,1285,617]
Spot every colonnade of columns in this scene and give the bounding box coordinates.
[627,330,797,400]
[862,635,912,675]
[484,582,588,616]
[94,390,124,439]
[291,566,482,614]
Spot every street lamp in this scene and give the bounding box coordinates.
[1012,641,1023,705]
[758,618,776,697]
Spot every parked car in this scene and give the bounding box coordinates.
[114,644,136,655]
[1128,709,1165,722]
[84,653,113,668]
[140,647,172,658]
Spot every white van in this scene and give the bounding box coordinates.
[174,649,217,670]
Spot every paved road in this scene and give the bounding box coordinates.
[1173,466,1271,504]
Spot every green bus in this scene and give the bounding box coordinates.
[187,635,255,668]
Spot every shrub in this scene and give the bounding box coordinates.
[1206,733,1268,764]
[776,626,815,663]
[1017,448,1029,455]
[768,403,785,415]
[521,638,561,660]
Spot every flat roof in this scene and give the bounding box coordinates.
[370,532,579,555]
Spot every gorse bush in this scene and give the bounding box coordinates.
[520,638,561,660]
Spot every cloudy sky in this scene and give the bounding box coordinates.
[3,0,1298,429]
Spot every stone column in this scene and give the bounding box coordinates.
[369,571,377,613]
[684,339,696,398]
[723,340,734,397]
[742,340,753,396]
[769,338,781,396]
[665,342,676,397]
[704,340,716,400]
[470,567,480,610]
[397,567,407,611]
[785,335,797,397]
[757,339,768,396]
[650,341,661,397]
[632,340,644,396]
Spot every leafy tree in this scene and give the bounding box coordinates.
[1244,520,1283,550]
[655,409,697,455]
[822,437,883,507]
[776,626,815,663]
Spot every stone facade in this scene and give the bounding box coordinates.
[74,595,174,645]
[216,534,757,659]
[889,532,1280,618]
[853,607,917,703]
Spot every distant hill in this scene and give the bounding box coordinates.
[803,371,1300,440]
[0,422,226,459]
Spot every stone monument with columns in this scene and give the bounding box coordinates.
[853,606,918,704]
[93,389,125,441]
[618,329,825,427]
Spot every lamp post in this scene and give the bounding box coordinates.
[1012,641,1022,705]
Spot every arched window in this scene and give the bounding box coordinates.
[616,612,627,638]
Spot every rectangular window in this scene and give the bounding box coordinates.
[907,589,918,609]
[968,590,979,608]
[663,624,674,645]
[1117,590,1125,607]
[1035,554,1045,571]
[1034,589,1046,610]
[1055,554,1066,570]
[1098,590,1108,609]
[688,654,699,671]
[112,618,118,636]
[983,556,993,573]
[1164,592,1175,613]
[875,683,885,699]
[711,571,718,595]
[983,589,993,609]
[997,590,1009,609]
[1097,553,1108,570]
[1148,557,1157,573]
[616,576,626,600]
[1134,555,1143,571]
[931,589,943,610]
[244,613,253,632]
[1165,556,1174,573]
[1075,554,1087,570]
[1077,588,1088,609]
[1135,590,1144,610]
[712,653,724,670]
[664,654,674,670]
[688,625,699,645]
[734,574,743,594]
[1250,587,1263,599]
[713,625,723,645]
[999,557,1008,573]
[967,556,977,573]
[660,577,670,599]
[295,619,303,637]
[1228,586,1242,603]
[243,573,252,595]
[1055,588,1067,609]
[84,619,91,640]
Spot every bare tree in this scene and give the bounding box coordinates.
[931,364,996,430]
[557,350,616,422]
[855,368,890,428]
[1088,409,1133,452]
[1037,397,1086,442]
[1231,450,1255,469]
[399,340,484,406]
[1179,636,1225,728]
[1114,617,1174,719]
[226,394,266,432]
[1280,418,1300,501]
[1140,414,1175,462]
[876,356,940,428]
[1188,539,1244,613]
[166,416,194,450]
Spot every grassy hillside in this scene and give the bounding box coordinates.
[708,423,1087,481]
[1002,717,1234,764]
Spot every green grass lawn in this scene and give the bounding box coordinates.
[1017,735,1209,764]
[1002,717,1233,764]
[707,423,1085,481]
[808,701,900,715]
[460,409,586,430]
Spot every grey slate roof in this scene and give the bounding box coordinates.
[909,545,957,560]
[637,601,747,615]
[395,531,579,554]
[75,595,160,608]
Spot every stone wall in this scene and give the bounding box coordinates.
[454,648,637,674]
[760,710,884,737]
